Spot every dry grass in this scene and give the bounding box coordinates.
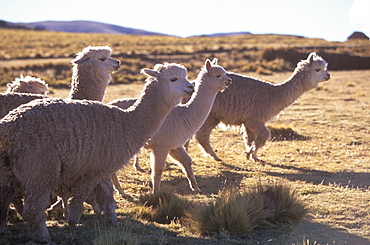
[136,190,193,224]
[255,183,308,225]
[187,188,268,235]
[0,69,369,244]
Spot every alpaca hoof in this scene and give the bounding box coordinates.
[121,192,134,201]
[246,152,260,162]
[133,165,145,172]
[192,187,202,194]
[212,155,222,161]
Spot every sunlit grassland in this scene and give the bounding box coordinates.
[0,28,369,244]
[1,69,367,244]
[1,28,370,87]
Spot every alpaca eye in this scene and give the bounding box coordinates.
[315,68,321,72]
[100,58,107,61]
[216,74,221,78]
[170,78,178,82]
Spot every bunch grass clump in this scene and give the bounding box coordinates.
[188,188,270,235]
[188,183,308,235]
[268,125,309,141]
[137,190,193,224]
[256,183,309,225]
[92,223,138,245]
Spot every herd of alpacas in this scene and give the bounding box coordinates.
[0,45,330,243]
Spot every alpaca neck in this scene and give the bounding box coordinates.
[121,81,178,154]
[68,67,110,101]
[272,68,312,112]
[180,78,218,130]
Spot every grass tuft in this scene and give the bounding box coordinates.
[268,126,310,141]
[188,183,308,235]
[92,222,138,245]
[137,190,193,224]
[187,188,269,235]
[256,182,308,225]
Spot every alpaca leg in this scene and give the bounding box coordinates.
[242,125,257,160]
[245,122,271,161]
[0,184,14,235]
[195,116,221,161]
[47,196,64,218]
[0,165,18,235]
[12,191,24,217]
[184,139,190,151]
[94,176,118,224]
[85,192,102,214]
[133,153,144,172]
[68,173,102,226]
[22,186,52,243]
[150,149,167,194]
[110,173,133,199]
[169,147,201,193]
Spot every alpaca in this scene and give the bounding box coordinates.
[109,59,231,194]
[0,46,121,218]
[0,46,120,118]
[0,63,194,243]
[6,74,49,95]
[68,45,121,101]
[192,52,330,162]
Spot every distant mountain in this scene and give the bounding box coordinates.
[194,32,252,37]
[0,20,168,36]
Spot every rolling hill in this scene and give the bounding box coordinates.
[0,20,168,36]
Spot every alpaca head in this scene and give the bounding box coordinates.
[203,58,232,92]
[71,46,121,73]
[141,63,194,105]
[6,75,49,95]
[297,52,330,89]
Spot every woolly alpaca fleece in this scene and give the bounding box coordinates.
[193,52,330,162]
[0,46,121,218]
[6,75,49,95]
[110,59,231,194]
[0,62,194,243]
[68,45,121,101]
[0,46,121,119]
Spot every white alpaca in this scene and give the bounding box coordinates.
[109,59,231,194]
[0,46,121,219]
[68,45,120,101]
[192,52,330,162]
[0,62,194,243]
[0,46,120,118]
[6,75,49,95]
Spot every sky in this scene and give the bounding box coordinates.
[0,0,369,41]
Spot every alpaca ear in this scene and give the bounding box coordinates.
[308,52,316,63]
[72,56,90,64]
[205,59,212,72]
[211,58,218,65]
[19,80,29,86]
[141,68,160,78]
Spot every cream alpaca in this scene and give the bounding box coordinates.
[0,63,194,243]
[0,46,120,118]
[68,45,120,101]
[0,46,121,219]
[193,52,330,162]
[6,75,49,95]
[109,59,231,193]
